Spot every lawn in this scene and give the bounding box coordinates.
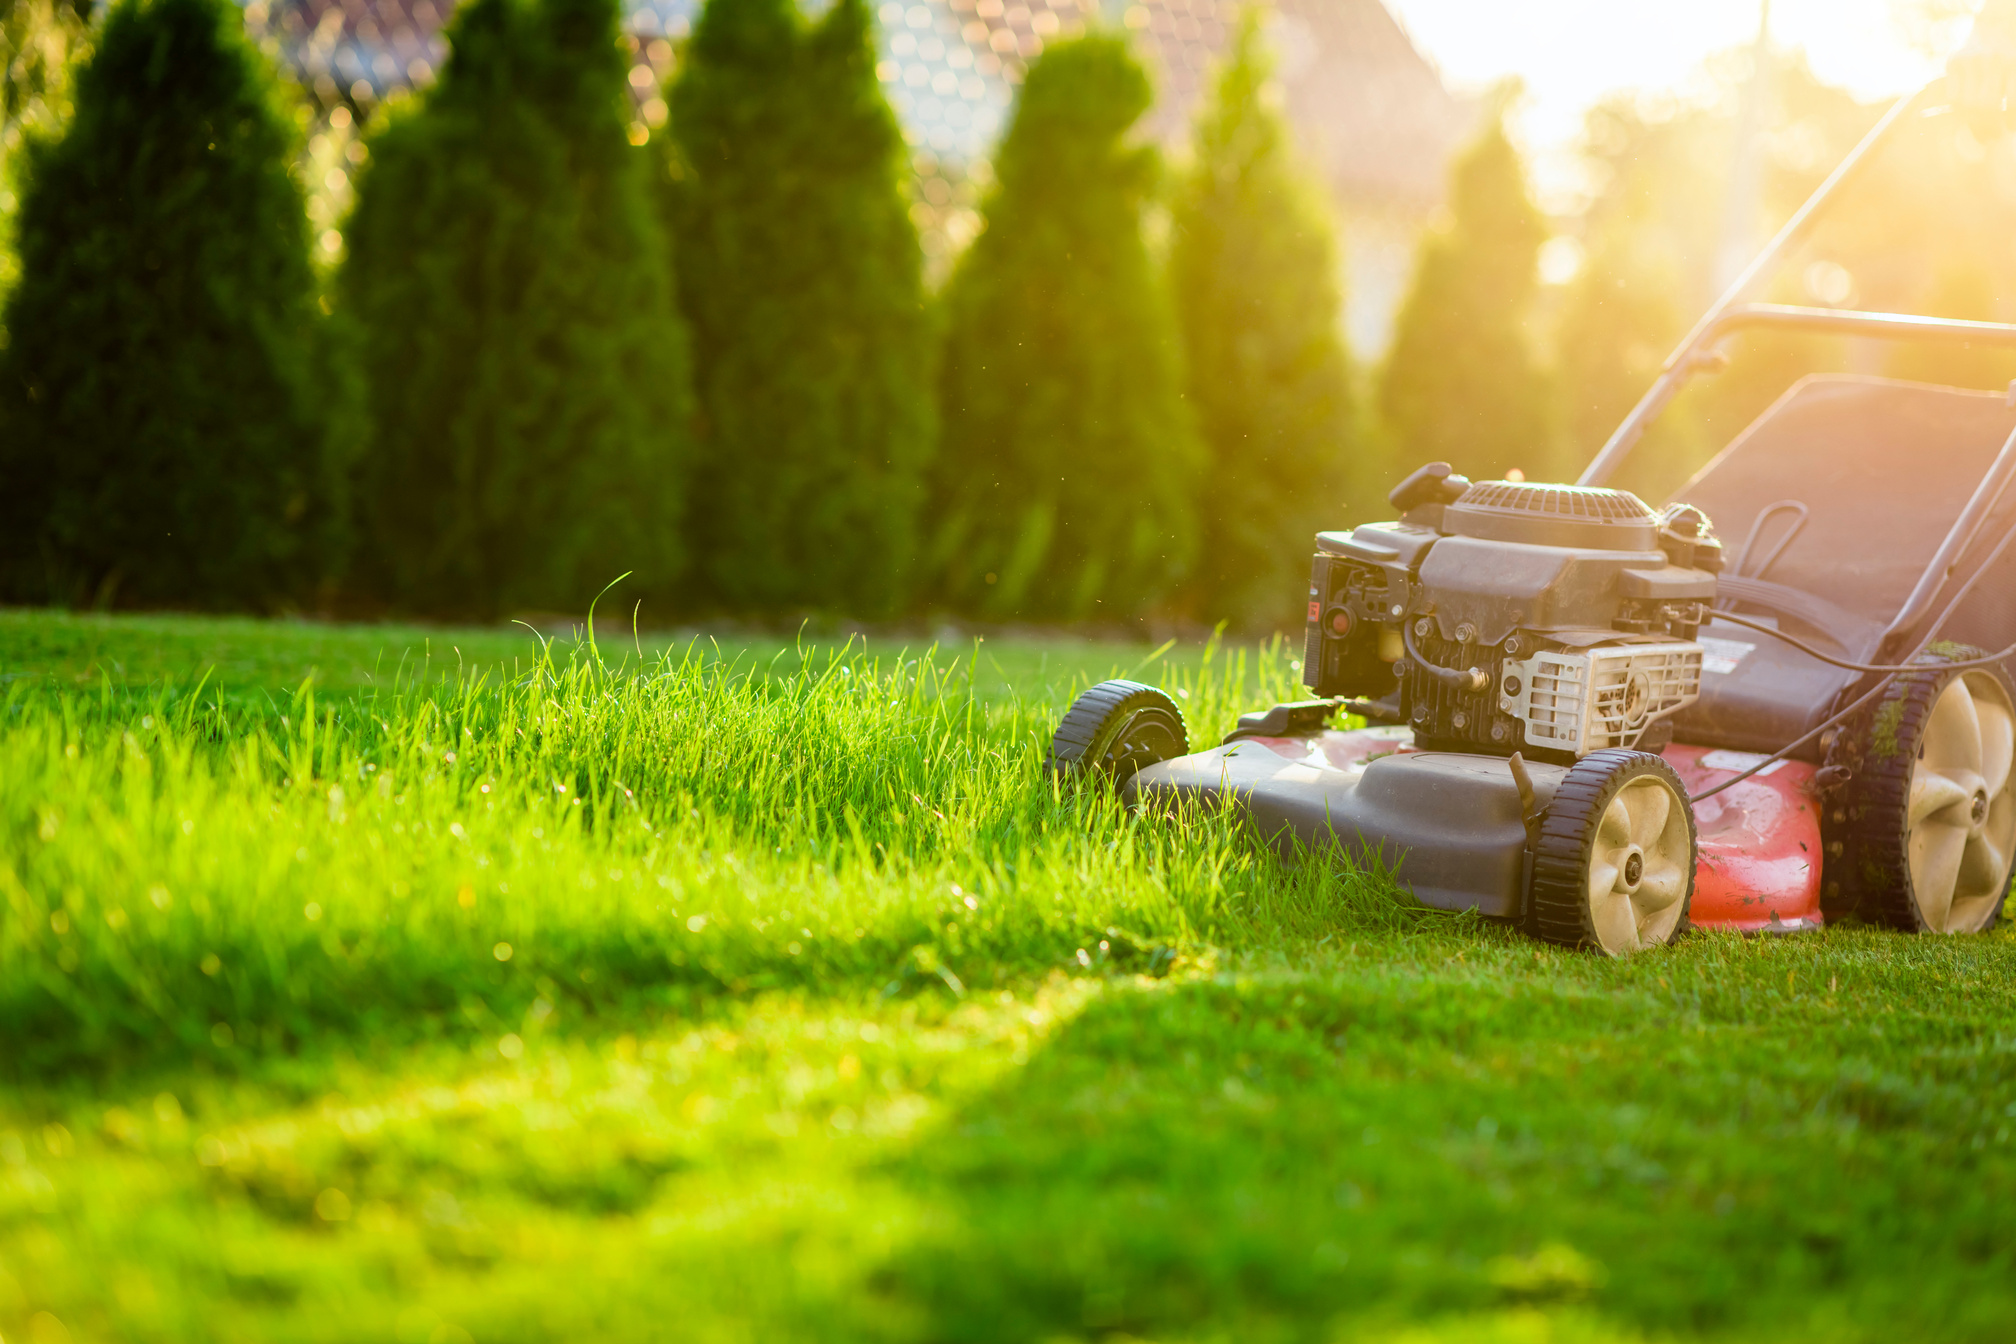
[1,609,2012,1344]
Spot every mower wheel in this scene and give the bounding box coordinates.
[1824,650,2016,933]
[1045,680,1189,788]
[1528,749,1696,955]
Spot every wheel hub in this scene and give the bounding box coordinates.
[1583,774,1689,955]
[1904,670,2016,933]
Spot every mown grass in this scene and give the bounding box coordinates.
[2,611,2013,1344]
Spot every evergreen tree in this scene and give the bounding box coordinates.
[669,0,933,617]
[1,0,89,297]
[1169,8,1352,627]
[0,0,344,608]
[1378,114,1552,485]
[341,0,689,617]
[934,34,1200,622]
[1552,140,1695,482]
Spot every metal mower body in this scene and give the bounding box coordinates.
[1125,727,1823,934]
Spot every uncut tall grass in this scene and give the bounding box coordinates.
[1,637,1395,1077]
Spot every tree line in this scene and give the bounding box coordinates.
[0,0,1553,628]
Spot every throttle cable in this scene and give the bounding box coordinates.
[1686,522,2016,803]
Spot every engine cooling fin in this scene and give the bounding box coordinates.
[1445,481,1661,550]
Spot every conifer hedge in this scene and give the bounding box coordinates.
[341,0,689,617]
[934,34,1199,623]
[1378,115,1552,484]
[669,0,933,617]
[0,0,346,608]
[1170,10,1353,627]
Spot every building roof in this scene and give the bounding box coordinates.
[252,0,1468,214]
[1124,0,1473,212]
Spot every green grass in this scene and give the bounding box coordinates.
[2,610,2012,1343]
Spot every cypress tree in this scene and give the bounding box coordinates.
[1169,8,1352,627]
[0,0,344,608]
[341,0,690,617]
[1378,115,1552,484]
[669,0,933,617]
[2,0,90,295]
[1554,199,1690,478]
[934,34,1200,623]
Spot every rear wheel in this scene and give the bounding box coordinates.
[1045,680,1189,789]
[1826,653,2016,933]
[1528,749,1696,955]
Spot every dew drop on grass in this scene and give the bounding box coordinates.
[493,942,513,962]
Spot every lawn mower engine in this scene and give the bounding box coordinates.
[1303,463,1723,761]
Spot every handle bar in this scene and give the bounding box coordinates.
[1578,84,1937,489]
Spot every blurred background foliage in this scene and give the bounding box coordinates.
[1170,7,1351,628]
[0,0,349,610]
[0,0,87,294]
[670,0,933,620]
[341,0,690,618]
[3,0,2016,628]
[933,31,1198,623]
[1377,110,1553,490]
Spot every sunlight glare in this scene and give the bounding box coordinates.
[1385,0,1968,204]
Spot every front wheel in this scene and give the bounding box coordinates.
[1044,680,1189,789]
[1528,749,1696,955]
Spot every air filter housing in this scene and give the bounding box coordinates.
[1443,481,1661,550]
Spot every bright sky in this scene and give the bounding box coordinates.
[1383,0,1969,204]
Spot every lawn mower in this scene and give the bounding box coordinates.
[1047,71,2016,954]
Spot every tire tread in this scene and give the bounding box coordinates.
[1045,680,1189,782]
[1825,648,2016,931]
[1528,749,1696,951]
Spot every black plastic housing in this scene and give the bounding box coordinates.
[1302,478,1721,759]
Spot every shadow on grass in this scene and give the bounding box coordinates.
[866,956,2016,1344]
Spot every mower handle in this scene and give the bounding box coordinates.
[1577,83,1935,489]
[1700,303,2016,351]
